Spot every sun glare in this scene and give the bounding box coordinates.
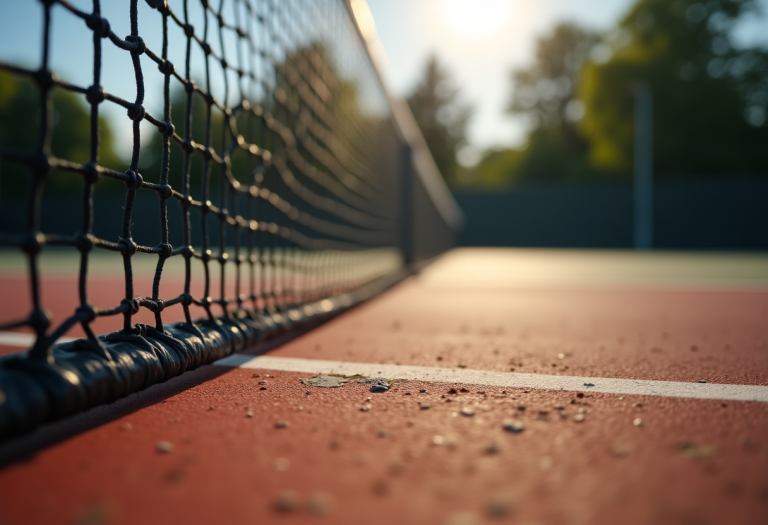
[442,0,512,38]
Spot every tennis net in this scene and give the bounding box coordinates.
[0,0,461,439]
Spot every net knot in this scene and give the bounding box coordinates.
[200,42,212,56]
[157,184,173,200]
[127,103,145,121]
[184,80,196,93]
[184,23,195,38]
[124,170,143,189]
[180,293,193,306]
[156,242,173,258]
[179,195,193,210]
[76,233,94,252]
[180,245,195,259]
[204,92,216,106]
[118,238,138,256]
[85,14,110,38]
[34,68,56,90]
[220,58,228,70]
[125,35,146,55]
[181,140,195,154]
[21,232,46,255]
[85,85,106,105]
[146,0,168,12]
[201,147,213,160]
[159,121,175,137]
[76,304,97,323]
[158,59,175,75]
[121,298,140,315]
[201,250,212,263]
[29,308,52,333]
[81,162,100,184]
[146,299,164,313]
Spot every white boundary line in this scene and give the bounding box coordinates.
[0,331,75,348]
[214,355,768,403]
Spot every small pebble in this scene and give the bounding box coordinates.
[432,435,445,446]
[460,407,475,417]
[502,420,525,433]
[273,490,301,512]
[121,423,132,432]
[258,380,268,385]
[370,384,390,393]
[697,380,707,384]
[259,387,267,391]
[246,411,254,418]
[307,493,334,516]
[553,405,565,410]
[486,496,514,517]
[359,405,371,412]
[633,417,643,427]
[477,391,485,395]
[273,457,290,472]
[559,411,568,418]
[156,441,175,453]
[420,404,431,410]
[573,414,586,423]
[584,382,595,387]
[275,420,289,428]
[377,429,389,438]
[419,389,427,393]
[459,388,470,393]
[447,388,458,394]
[483,442,500,455]
[557,353,565,360]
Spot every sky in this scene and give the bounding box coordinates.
[0,0,766,166]
[365,0,768,165]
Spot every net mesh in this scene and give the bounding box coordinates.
[0,0,412,439]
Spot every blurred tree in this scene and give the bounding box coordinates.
[578,0,768,176]
[407,55,472,186]
[0,69,121,194]
[507,22,600,153]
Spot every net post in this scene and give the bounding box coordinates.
[399,142,414,267]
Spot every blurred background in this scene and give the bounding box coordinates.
[367,0,768,250]
[1,0,767,250]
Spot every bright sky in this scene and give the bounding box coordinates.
[0,0,766,165]
[366,0,768,165]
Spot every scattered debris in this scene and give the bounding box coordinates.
[246,411,254,418]
[371,479,389,496]
[258,380,268,385]
[432,435,445,446]
[457,364,467,369]
[553,405,565,410]
[445,511,482,525]
[483,442,500,455]
[300,376,349,388]
[459,388,470,393]
[557,353,566,360]
[377,430,389,438]
[633,418,643,427]
[275,420,289,428]
[477,391,485,395]
[559,411,568,418]
[272,458,290,472]
[576,393,584,398]
[251,373,260,378]
[696,380,707,384]
[675,441,718,460]
[516,405,526,411]
[419,389,427,393]
[420,404,431,410]
[460,407,475,417]
[156,441,175,453]
[611,445,630,458]
[447,388,458,394]
[273,490,301,512]
[573,414,586,423]
[486,496,514,517]
[307,493,334,516]
[359,405,371,412]
[584,382,595,387]
[370,384,390,393]
[121,423,132,432]
[502,420,525,433]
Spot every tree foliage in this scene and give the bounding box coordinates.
[407,55,472,186]
[578,0,768,176]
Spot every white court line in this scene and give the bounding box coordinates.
[0,331,75,348]
[214,355,768,403]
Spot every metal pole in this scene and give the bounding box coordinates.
[633,83,653,250]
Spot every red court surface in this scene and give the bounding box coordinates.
[1,248,768,524]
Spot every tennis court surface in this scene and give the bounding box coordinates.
[2,247,767,525]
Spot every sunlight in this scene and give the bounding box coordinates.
[442,0,513,38]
